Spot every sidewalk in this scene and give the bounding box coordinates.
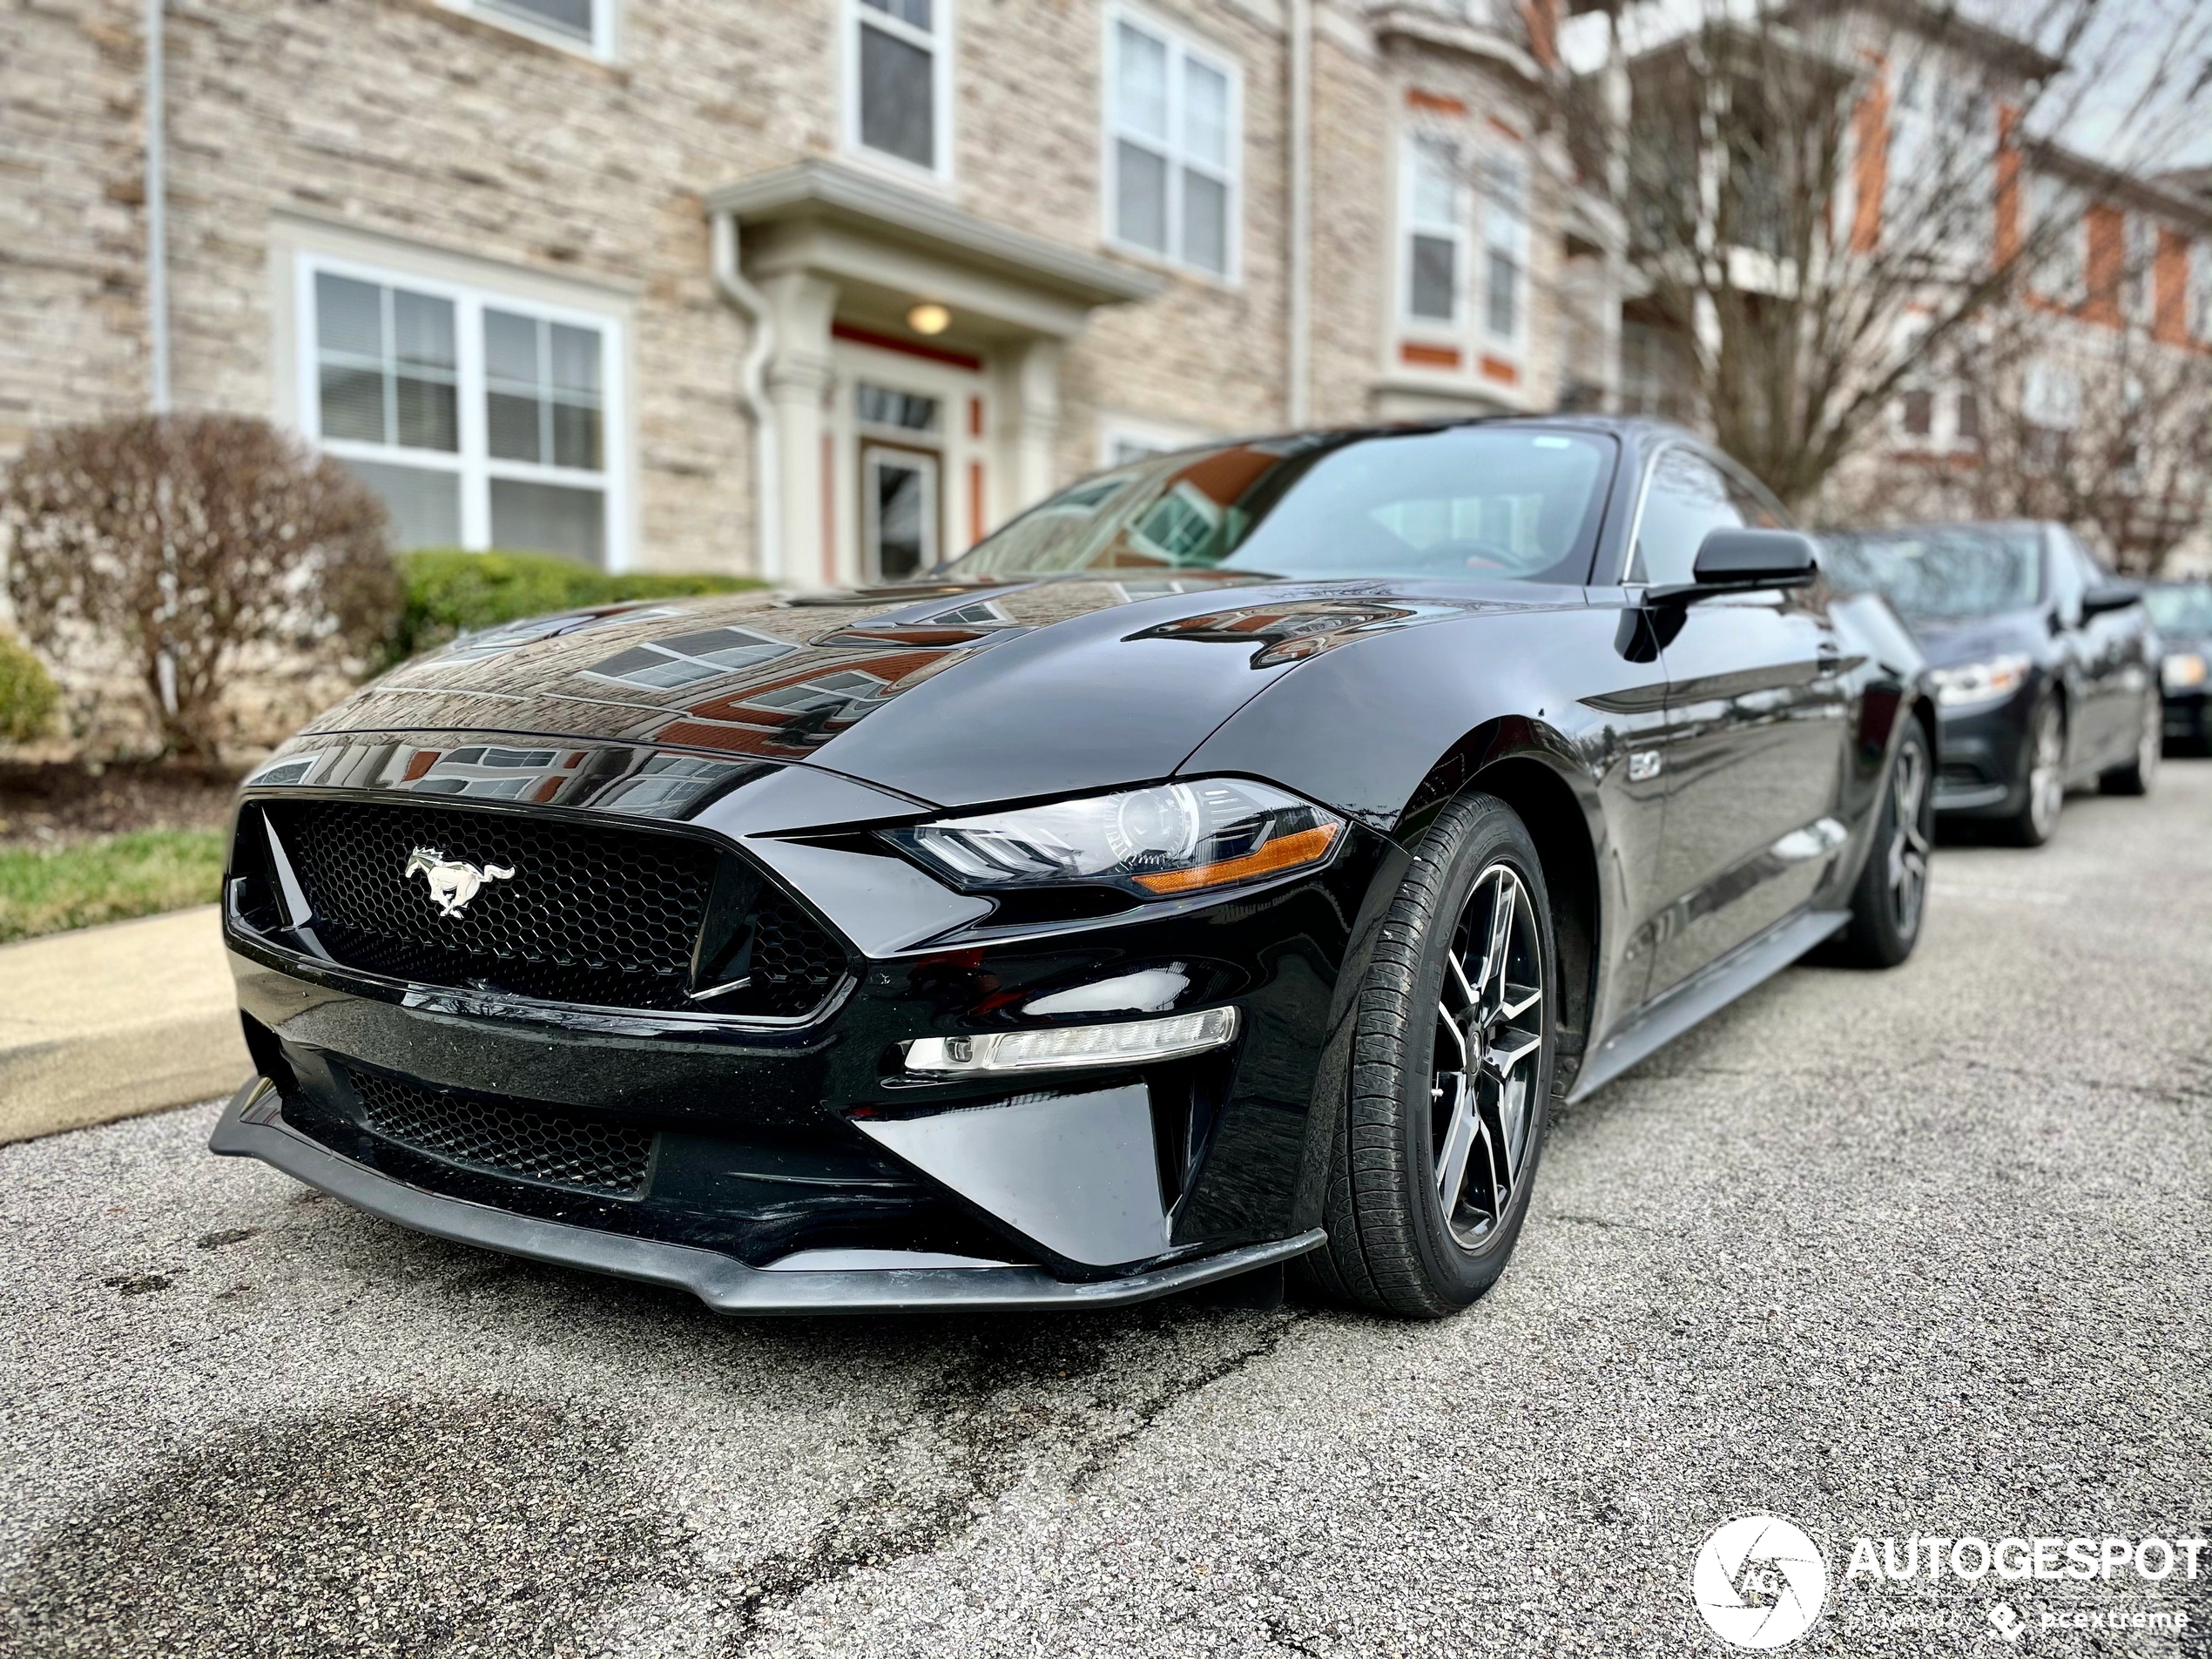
[0,906,247,1146]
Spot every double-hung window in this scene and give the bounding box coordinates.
[304,259,623,565]
[1107,12,1239,279]
[2191,239,2212,341]
[454,0,612,57]
[2028,175,2087,307]
[1481,150,1528,344]
[1403,139,1462,324]
[847,0,952,178]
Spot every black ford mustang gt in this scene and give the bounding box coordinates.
[212,417,1934,1318]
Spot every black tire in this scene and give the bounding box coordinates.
[1995,693,2065,847]
[1829,719,1932,968]
[1297,792,1556,1319]
[2101,692,2161,796]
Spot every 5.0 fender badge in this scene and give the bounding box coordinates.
[404,847,515,917]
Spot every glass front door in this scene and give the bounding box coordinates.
[862,442,940,582]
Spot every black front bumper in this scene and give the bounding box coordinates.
[210,1078,1322,1312]
[1932,691,2033,816]
[2163,687,2211,749]
[215,767,1398,1314]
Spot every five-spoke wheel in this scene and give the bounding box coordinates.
[1431,864,1544,1251]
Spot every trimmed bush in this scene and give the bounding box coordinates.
[390,550,765,663]
[0,629,59,745]
[2,414,398,760]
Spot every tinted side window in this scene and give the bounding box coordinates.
[1631,448,1745,585]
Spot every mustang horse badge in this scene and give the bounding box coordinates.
[404,847,515,917]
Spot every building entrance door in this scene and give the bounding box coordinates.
[860,442,940,582]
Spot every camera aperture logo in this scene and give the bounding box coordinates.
[1693,1515,1830,1649]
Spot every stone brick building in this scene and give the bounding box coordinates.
[4,0,1602,590]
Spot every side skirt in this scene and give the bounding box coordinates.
[1568,908,1850,1103]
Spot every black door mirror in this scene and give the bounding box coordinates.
[2080,582,2141,618]
[1689,528,1819,588]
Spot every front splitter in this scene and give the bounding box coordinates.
[206,1076,1325,1315]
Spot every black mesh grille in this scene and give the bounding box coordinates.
[262,800,846,1017]
[744,899,855,1017]
[350,1069,654,1198]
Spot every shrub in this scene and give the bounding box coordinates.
[2,415,399,760]
[389,549,763,663]
[0,628,59,745]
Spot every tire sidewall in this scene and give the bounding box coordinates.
[1396,802,1557,1306]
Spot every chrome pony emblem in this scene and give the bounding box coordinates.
[404,847,515,917]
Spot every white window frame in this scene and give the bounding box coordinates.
[1480,145,1530,353]
[294,253,629,567]
[1103,6,1243,283]
[442,0,617,62]
[841,0,955,185]
[2124,213,2156,324]
[1399,134,1466,330]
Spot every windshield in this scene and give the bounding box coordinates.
[2145,583,2212,636]
[1821,526,2044,620]
[941,426,1615,584]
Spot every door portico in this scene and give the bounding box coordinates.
[706,161,1161,589]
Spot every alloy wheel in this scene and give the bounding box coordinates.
[1430,862,1544,1252]
[1885,738,1931,937]
[2027,703,2065,840]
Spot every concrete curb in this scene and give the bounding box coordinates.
[0,906,247,1147]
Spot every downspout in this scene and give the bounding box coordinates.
[145,0,169,413]
[709,206,780,585]
[1285,0,1312,426]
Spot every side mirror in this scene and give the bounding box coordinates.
[1689,528,1819,588]
[2080,582,2141,618]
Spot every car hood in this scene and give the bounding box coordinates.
[1904,607,2047,671]
[295,575,1556,810]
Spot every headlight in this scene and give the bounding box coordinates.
[2162,651,2208,692]
[886,779,1345,898]
[1929,653,2033,710]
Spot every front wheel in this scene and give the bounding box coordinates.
[1996,694,2066,847]
[1830,719,1932,968]
[1298,792,1556,1319]
[2101,692,2161,797]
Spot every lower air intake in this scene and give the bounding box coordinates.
[349,1069,654,1199]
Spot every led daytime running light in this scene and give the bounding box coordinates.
[903,1007,1240,1075]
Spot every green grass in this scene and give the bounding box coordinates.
[0,829,228,944]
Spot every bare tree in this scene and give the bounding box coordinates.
[1551,0,2212,513]
[1,415,399,760]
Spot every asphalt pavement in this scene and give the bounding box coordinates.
[3,765,2208,1658]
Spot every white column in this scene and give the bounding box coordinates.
[1007,337,1062,512]
[760,272,839,590]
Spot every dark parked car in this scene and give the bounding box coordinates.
[2145,581,2212,753]
[1823,523,2160,845]
[212,418,1933,1319]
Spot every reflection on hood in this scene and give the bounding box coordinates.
[308,576,1273,759]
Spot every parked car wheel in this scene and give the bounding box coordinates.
[1298,792,1555,1319]
[1830,720,1932,968]
[1998,695,2066,847]
[2101,693,2161,797]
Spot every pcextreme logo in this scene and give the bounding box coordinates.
[1692,1515,1830,1649]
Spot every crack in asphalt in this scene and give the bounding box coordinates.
[719,1305,1315,1651]
[0,1298,1316,1656]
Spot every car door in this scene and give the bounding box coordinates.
[1633,447,1853,1001]
[2055,529,2138,766]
